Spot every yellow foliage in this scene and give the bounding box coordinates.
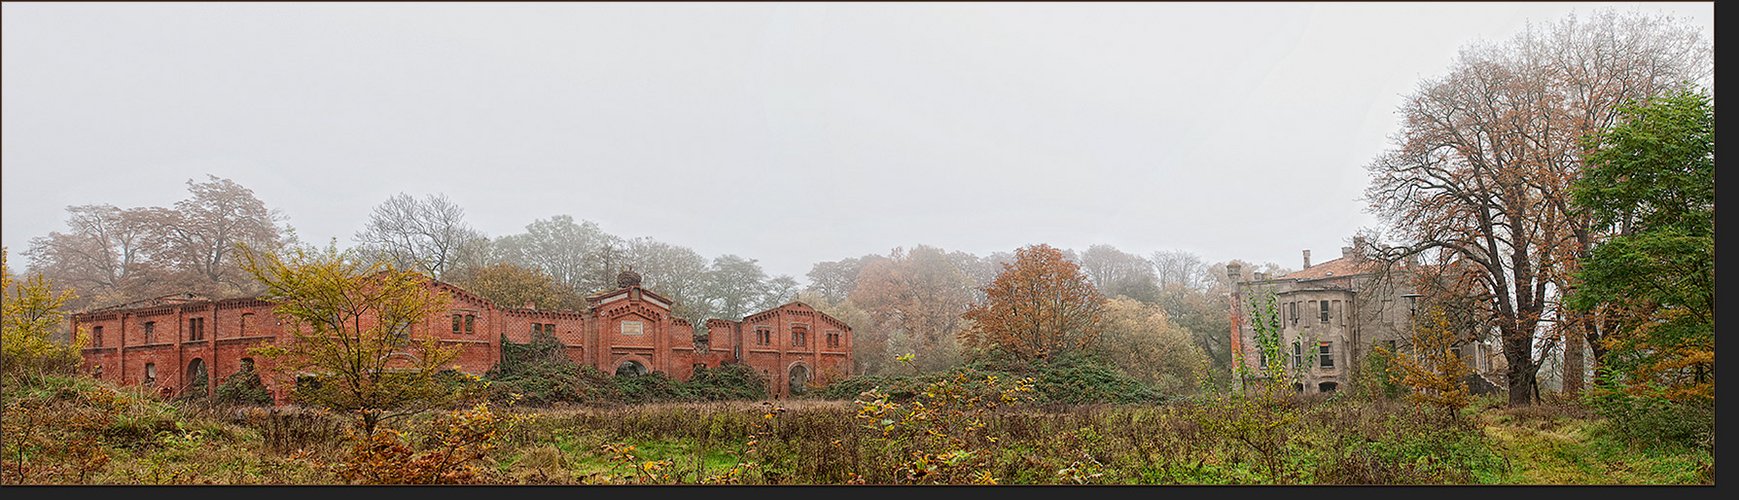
[1383,307,1472,414]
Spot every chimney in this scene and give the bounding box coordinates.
[1226,261,1243,283]
[1303,249,1312,269]
[1342,246,1355,260]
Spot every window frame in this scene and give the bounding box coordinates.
[1319,301,1330,323]
[144,321,156,343]
[1318,342,1334,368]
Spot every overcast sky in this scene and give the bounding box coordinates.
[2,2,1714,282]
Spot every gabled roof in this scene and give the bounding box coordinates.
[739,301,853,331]
[585,285,677,308]
[1276,256,1382,281]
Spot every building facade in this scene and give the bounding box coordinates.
[1227,238,1504,395]
[74,270,852,403]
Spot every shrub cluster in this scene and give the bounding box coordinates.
[813,352,1164,405]
[485,332,768,406]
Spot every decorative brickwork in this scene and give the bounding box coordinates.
[75,270,851,402]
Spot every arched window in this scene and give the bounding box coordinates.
[616,360,647,377]
[187,359,208,396]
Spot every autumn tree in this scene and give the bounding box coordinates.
[804,255,879,304]
[448,262,577,311]
[962,244,1106,363]
[1381,307,1473,415]
[849,246,977,372]
[1093,297,1208,394]
[24,205,167,309]
[1363,10,1709,406]
[1567,87,1712,401]
[354,193,488,281]
[795,290,875,374]
[240,243,466,436]
[1,248,85,379]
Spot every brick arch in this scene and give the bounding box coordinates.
[612,354,653,376]
[786,360,812,395]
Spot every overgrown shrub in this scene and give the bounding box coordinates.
[685,363,768,401]
[213,367,274,406]
[814,353,1163,405]
[1584,370,1713,449]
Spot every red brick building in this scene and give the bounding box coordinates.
[74,270,853,403]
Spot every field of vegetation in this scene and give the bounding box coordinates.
[1,370,1713,485]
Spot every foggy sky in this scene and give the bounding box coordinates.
[2,2,1714,282]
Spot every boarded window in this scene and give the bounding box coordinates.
[465,314,475,335]
[144,321,156,343]
[188,317,205,341]
[453,314,463,335]
[93,326,103,347]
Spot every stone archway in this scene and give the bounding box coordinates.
[788,363,811,396]
[616,360,648,377]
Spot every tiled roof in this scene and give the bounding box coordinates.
[1277,256,1381,281]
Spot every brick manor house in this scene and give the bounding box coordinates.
[1227,238,1505,395]
[74,269,853,403]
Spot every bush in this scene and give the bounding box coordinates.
[686,363,769,401]
[485,332,617,406]
[213,367,274,406]
[1585,371,1713,449]
[813,352,1164,405]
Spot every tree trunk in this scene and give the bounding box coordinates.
[1504,331,1536,407]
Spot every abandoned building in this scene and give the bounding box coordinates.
[74,269,852,403]
[1227,237,1505,395]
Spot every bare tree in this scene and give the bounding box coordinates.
[1364,10,1709,406]
[146,176,289,297]
[1079,245,1160,302]
[25,205,167,309]
[354,193,486,281]
[1149,249,1210,291]
[492,215,622,296]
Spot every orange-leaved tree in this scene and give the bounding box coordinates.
[962,244,1105,363]
[1381,307,1472,415]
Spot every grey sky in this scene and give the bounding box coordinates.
[2,2,1714,282]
